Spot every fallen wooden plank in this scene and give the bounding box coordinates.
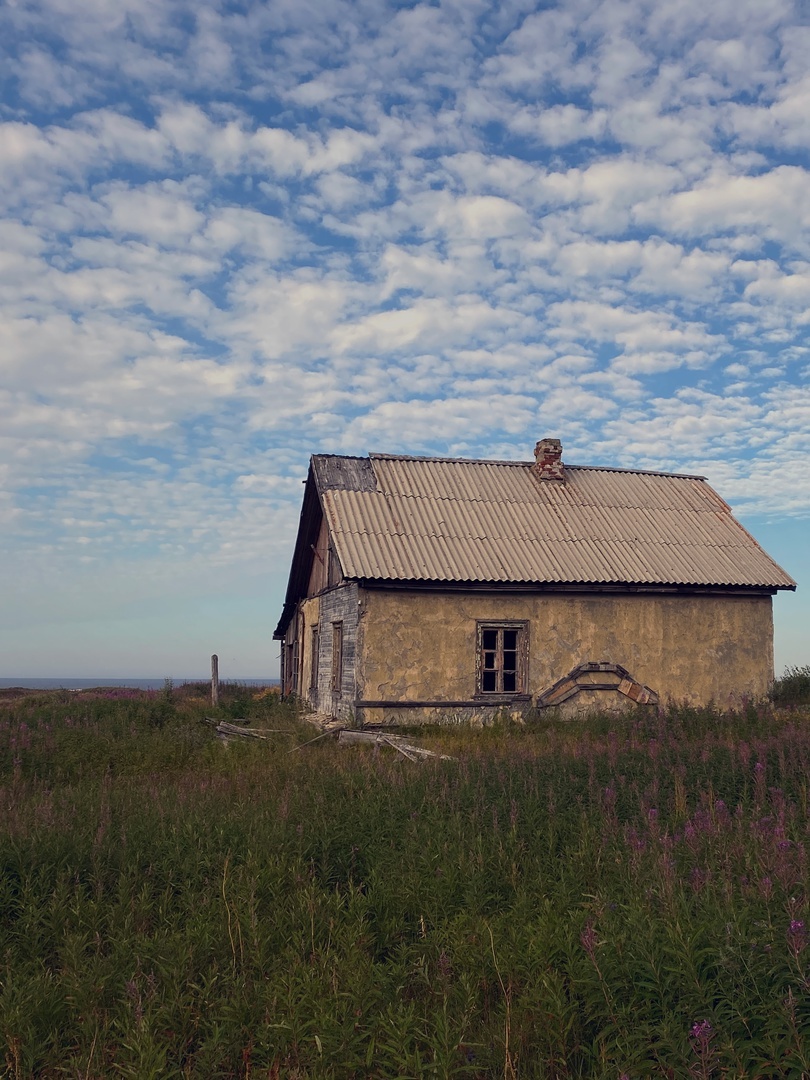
[336,729,379,745]
[217,722,267,740]
[336,728,455,761]
[203,717,295,734]
[380,736,420,762]
[394,742,456,761]
[287,730,335,754]
[217,722,296,736]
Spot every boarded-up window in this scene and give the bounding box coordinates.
[331,622,343,694]
[292,637,300,694]
[286,639,299,696]
[477,623,527,695]
[309,627,319,691]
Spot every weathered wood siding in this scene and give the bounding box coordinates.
[297,582,359,721]
[306,517,330,597]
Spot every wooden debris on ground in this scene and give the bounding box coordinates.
[202,717,294,742]
[201,714,455,761]
[286,730,333,753]
[336,728,456,761]
[302,711,344,732]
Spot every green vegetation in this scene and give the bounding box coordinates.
[771,665,810,707]
[1,687,809,1078]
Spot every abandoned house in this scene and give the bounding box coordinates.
[274,440,796,724]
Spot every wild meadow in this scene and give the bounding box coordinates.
[1,680,809,1078]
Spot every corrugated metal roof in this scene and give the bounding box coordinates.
[313,453,796,589]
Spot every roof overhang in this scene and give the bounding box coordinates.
[273,465,324,640]
[354,578,791,596]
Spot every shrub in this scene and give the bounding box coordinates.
[771,664,810,706]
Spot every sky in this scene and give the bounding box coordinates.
[1,0,808,680]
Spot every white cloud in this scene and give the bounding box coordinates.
[554,237,731,299]
[100,181,205,245]
[641,166,810,253]
[546,300,725,372]
[483,7,583,92]
[744,267,810,307]
[223,271,353,361]
[509,103,609,146]
[332,297,515,356]
[352,393,537,448]
[1,0,808,676]
[203,207,295,261]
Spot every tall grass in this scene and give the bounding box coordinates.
[771,665,810,707]
[1,689,809,1077]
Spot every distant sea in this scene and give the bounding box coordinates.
[0,678,279,691]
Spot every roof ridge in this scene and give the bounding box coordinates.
[570,464,708,481]
[311,453,369,461]
[369,451,707,481]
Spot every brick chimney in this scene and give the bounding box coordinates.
[534,438,565,482]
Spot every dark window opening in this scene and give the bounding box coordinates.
[478,623,526,695]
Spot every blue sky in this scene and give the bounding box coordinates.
[1,0,807,679]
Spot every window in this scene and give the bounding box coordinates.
[331,621,343,694]
[286,612,302,697]
[289,639,299,694]
[309,627,319,692]
[477,623,527,695]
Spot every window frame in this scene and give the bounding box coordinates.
[475,621,528,698]
[289,639,299,695]
[331,621,344,695]
[309,626,319,692]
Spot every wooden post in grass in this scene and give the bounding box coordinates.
[211,654,219,708]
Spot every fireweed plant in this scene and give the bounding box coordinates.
[1,687,809,1078]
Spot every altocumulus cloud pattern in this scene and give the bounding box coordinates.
[1,0,808,675]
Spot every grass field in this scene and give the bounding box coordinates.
[1,683,809,1078]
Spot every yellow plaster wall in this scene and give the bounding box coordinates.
[357,589,774,712]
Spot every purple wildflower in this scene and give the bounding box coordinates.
[690,1018,713,1043]
[625,827,646,853]
[787,919,807,958]
[689,1018,718,1080]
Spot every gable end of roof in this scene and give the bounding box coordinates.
[312,455,377,492]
